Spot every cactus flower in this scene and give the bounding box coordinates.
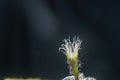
[59,36,82,60]
[59,36,96,80]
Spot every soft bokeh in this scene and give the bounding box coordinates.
[0,0,119,80]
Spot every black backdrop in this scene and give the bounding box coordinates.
[0,0,120,80]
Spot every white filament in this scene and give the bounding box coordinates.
[59,36,82,59]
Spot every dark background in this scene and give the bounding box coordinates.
[0,0,120,80]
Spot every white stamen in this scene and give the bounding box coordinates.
[59,36,82,59]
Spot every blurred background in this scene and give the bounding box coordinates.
[0,0,120,80]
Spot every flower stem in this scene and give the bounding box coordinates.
[69,57,79,80]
